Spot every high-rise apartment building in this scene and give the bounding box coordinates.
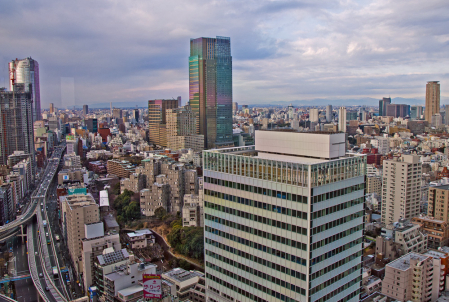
[309,108,319,123]
[0,85,35,178]
[60,193,100,273]
[9,57,41,121]
[148,99,179,147]
[189,36,233,149]
[378,97,391,116]
[326,105,332,122]
[381,155,421,225]
[204,130,365,302]
[166,105,204,151]
[338,107,347,132]
[83,104,89,115]
[425,81,440,122]
[410,105,423,120]
[427,185,449,223]
[49,103,55,114]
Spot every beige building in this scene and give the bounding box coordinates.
[166,105,204,151]
[125,229,155,249]
[162,268,205,302]
[381,155,422,225]
[140,175,169,216]
[182,194,203,227]
[184,170,198,195]
[167,135,204,152]
[61,193,100,273]
[376,219,427,261]
[428,185,449,222]
[367,175,382,196]
[81,223,121,295]
[58,167,88,185]
[63,152,82,169]
[161,161,185,213]
[148,99,179,147]
[107,159,135,178]
[412,216,449,249]
[381,253,442,301]
[120,172,144,193]
[425,81,440,122]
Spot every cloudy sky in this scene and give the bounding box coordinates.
[1,0,448,108]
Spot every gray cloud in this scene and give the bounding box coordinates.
[0,0,448,108]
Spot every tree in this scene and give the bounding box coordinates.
[154,207,167,220]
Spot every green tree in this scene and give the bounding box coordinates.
[154,207,167,220]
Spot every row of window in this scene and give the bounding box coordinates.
[206,253,306,295]
[311,211,364,236]
[311,250,362,281]
[205,229,308,267]
[205,202,307,237]
[205,190,308,220]
[311,183,365,204]
[311,224,363,250]
[206,276,269,302]
[205,213,307,252]
[314,276,362,302]
[207,262,305,302]
[311,197,364,219]
[310,263,361,295]
[311,237,363,265]
[206,243,307,281]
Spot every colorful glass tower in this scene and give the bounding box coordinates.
[189,36,233,149]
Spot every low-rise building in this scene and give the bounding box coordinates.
[412,216,449,249]
[125,229,155,249]
[367,175,382,196]
[162,268,205,302]
[58,167,88,185]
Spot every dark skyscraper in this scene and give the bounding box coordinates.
[378,97,391,116]
[189,36,233,149]
[83,104,88,115]
[9,57,41,121]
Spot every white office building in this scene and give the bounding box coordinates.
[204,130,365,302]
[338,107,347,132]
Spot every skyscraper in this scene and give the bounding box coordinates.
[189,36,233,149]
[49,103,55,114]
[385,104,410,118]
[410,105,423,120]
[204,131,365,302]
[83,104,89,115]
[326,104,332,122]
[0,85,35,178]
[425,81,440,122]
[148,99,179,147]
[9,57,41,121]
[309,108,319,122]
[339,107,347,132]
[378,97,391,116]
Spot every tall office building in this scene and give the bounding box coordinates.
[189,36,233,149]
[381,155,421,225]
[148,99,179,147]
[339,107,347,132]
[112,108,122,119]
[326,105,332,122]
[425,81,440,122]
[385,104,410,118]
[83,104,89,115]
[378,97,391,116]
[0,85,35,178]
[309,108,319,123]
[410,105,423,120]
[9,57,41,121]
[232,102,238,113]
[204,131,365,302]
[49,103,55,114]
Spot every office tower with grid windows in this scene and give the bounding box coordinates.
[378,97,391,116]
[148,99,179,147]
[204,130,366,302]
[189,36,233,149]
[9,57,41,121]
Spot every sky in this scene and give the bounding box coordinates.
[1,0,448,108]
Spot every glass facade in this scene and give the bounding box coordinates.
[189,37,233,149]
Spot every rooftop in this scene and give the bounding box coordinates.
[117,285,143,297]
[97,248,129,266]
[387,253,429,271]
[163,267,204,283]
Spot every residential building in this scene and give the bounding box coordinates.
[189,36,233,149]
[140,176,169,216]
[60,193,100,273]
[378,97,391,116]
[81,222,121,294]
[381,253,442,301]
[381,155,422,225]
[125,229,155,249]
[411,216,449,249]
[0,86,35,177]
[148,99,179,146]
[0,184,14,225]
[339,107,347,132]
[425,81,440,122]
[184,169,198,195]
[376,219,427,260]
[428,185,449,223]
[166,105,204,151]
[63,152,81,169]
[162,268,205,302]
[120,172,144,193]
[9,57,41,120]
[182,194,203,227]
[367,175,382,196]
[204,130,365,302]
[107,159,135,178]
[309,108,319,123]
[161,161,185,213]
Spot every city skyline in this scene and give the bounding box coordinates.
[0,0,448,108]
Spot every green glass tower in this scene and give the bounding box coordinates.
[189,36,233,149]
